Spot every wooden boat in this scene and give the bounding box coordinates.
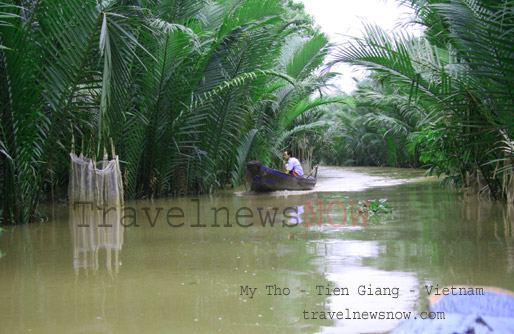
[391,285,514,333]
[243,160,317,192]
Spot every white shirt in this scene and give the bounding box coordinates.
[286,157,304,176]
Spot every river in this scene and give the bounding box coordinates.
[1,167,513,333]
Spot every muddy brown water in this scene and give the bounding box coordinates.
[1,167,513,333]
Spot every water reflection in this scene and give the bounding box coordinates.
[1,167,514,333]
[458,196,514,277]
[500,204,514,274]
[69,202,124,276]
[314,166,426,192]
[311,239,418,333]
[116,196,329,334]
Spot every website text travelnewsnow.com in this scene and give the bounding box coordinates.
[72,198,371,228]
[239,284,487,321]
[301,309,445,320]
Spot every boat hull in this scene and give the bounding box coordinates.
[243,161,316,192]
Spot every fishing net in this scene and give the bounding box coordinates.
[69,153,124,206]
[68,153,124,273]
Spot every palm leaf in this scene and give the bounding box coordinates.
[278,96,355,129]
[231,128,258,185]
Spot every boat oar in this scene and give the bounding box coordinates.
[306,165,319,178]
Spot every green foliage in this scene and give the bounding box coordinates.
[320,79,424,167]
[360,199,392,218]
[330,0,514,200]
[0,0,335,223]
[411,126,458,171]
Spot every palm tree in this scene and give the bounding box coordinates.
[330,0,514,199]
[248,33,354,171]
[0,0,336,224]
[1,0,149,223]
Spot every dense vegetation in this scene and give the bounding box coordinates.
[2,0,513,225]
[322,0,514,202]
[0,0,349,224]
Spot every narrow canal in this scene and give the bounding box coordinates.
[1,167,513,333]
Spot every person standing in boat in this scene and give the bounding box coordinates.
[283,149,304,177]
